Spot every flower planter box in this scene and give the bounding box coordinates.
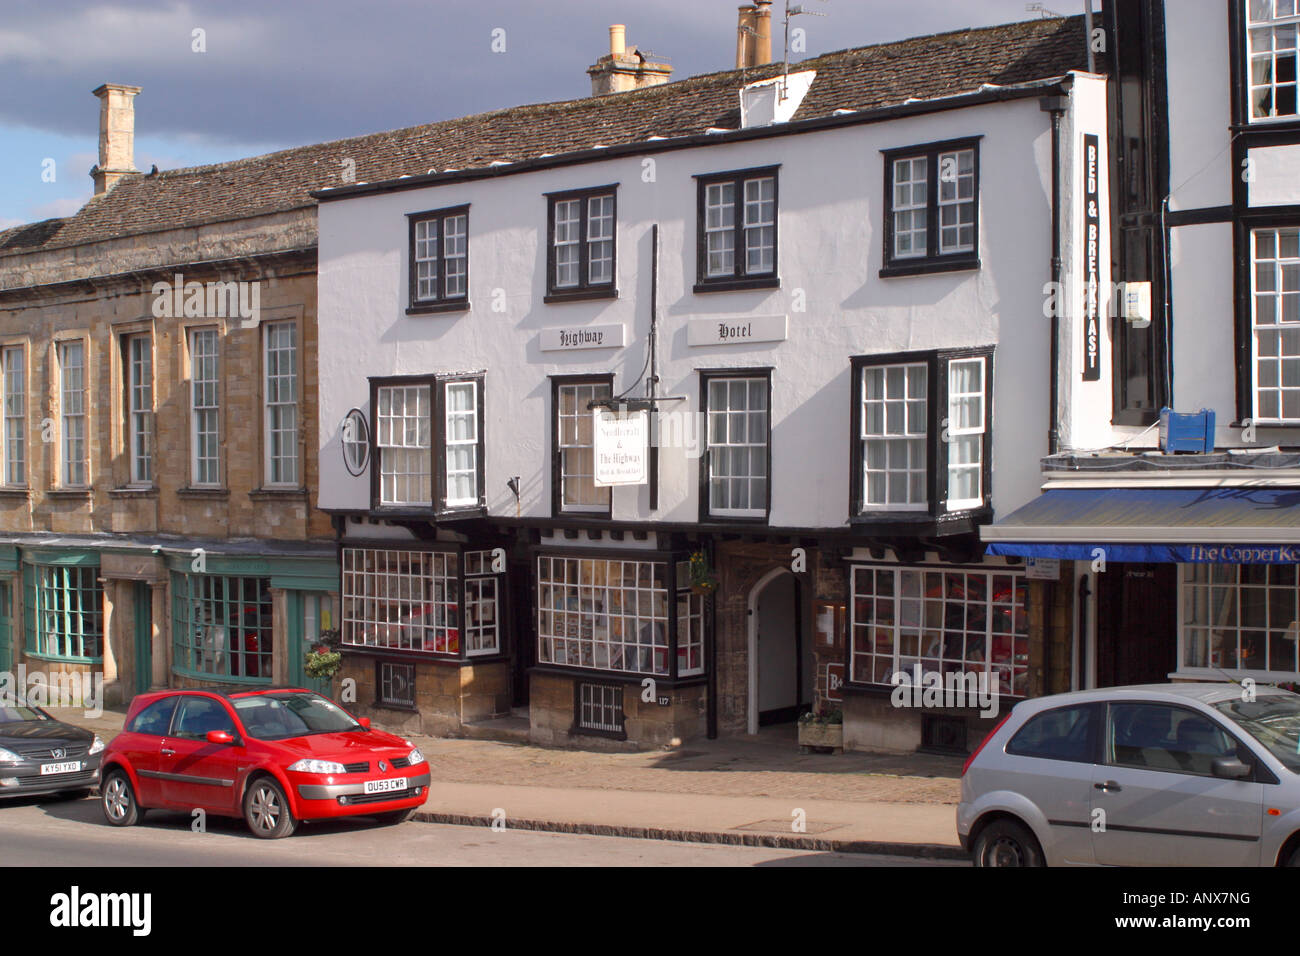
[798,722,844,754]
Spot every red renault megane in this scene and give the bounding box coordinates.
[100,687,430,838]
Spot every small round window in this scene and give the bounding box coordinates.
[342,408,370,477]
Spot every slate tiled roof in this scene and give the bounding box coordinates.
[0,15,1086,261]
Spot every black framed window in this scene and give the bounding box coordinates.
[552,375,613,515]
[881,138,980,277]
[370,373,485,514]
[1246,0,1300,122]
[850,348,992,518]
[694,166,779,293]
[700,370,770,520]
[546,186,617,301]
[407,205,469,314]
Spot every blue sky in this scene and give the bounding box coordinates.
[0,0,1082,229]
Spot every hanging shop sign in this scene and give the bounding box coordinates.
[593,408,648,486]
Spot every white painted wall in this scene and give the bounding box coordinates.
[1165,0,1234,213]
[316,93,1075,529]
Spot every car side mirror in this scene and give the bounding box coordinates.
[1211,756,1251,780]
[206,730,235,745]
[358,718,371,731]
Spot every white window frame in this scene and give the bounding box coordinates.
[2,345,25,487]
[1247,0,1300,123]
[937,149,977,255]
[1178,562,1300,681]
[376,384,432,507]
[444,380,479,508]
[1251,227,1300,423]
[263,321,298,487]
[704,181,736,278]
[945,356,987,511]
[705,375,769,519]
[58,340,87,488]
[743,177,776,274]
[849,564,1029,697]
[126,333,152,486]
[556,380,612,513]
[587,194,615,285]
[464,551,500,657]
[188,327,221,487]
[891,156,929,260]
[860,362,928,512]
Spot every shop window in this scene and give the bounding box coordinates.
[676,560,706,677]
[24,563,103,661]
[1251,228,1300,422]
[881,139,980,276]
[1247,0,1300,122]
[849,565,1029,697]
[342,548,460,654]
[461,550,500,656]
[408,205,469,312]
[694,166,779,292]
[172,573,273,681]
[377,661,416,709]
[1182,563,1300,675]
[576,682,625,735]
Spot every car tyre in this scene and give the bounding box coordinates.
[1284,845,1300,867]
[243,776,297,839]
[972,819,1044,867]
[377,808,415,826]
[101,770,143,827]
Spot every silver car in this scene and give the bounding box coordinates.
[958,683,1300,866]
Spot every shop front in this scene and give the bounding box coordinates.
[983,485,1300,690]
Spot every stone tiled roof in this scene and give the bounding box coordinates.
[0,15,1086,262]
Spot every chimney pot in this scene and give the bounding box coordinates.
[91,82,142,195]
[753,1,773,66]
[736,5,757,69]
[609,24,626,56]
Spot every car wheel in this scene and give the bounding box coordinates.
[101,770,143,827]
[1284,845,1300,866]
[377,808,414,826]
[243,777,297,839]
[972,819,1044,867]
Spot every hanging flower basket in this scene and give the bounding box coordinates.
[304,629,343,681]
[688,550,718,595]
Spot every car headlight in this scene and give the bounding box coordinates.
[88,735,105,756]
[288,759,346,775]
[407,748,425,765]
[0,747,22,765]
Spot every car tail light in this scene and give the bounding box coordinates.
[962,712,1012,776]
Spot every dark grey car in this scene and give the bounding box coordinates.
[0,703,103,799]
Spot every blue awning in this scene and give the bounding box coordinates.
[982,487,1300,563]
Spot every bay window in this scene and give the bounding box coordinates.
[849,565,1029,697]
[172,573,273,680]
[24,560,103,661]
[1182,563,1300,677]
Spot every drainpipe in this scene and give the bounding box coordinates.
[1042,95,1068,456]
[1076,573,1091,691]
[1084,0,1096,74]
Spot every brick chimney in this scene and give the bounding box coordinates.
[587,25,672,96]
[735,2,773,68]
[90,83,142,195]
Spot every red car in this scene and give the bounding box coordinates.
[99,687,430,839]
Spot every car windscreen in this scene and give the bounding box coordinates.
[231,693,362,741]
[1214,695,1300,773]
[0,705,46,723]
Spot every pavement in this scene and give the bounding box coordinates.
[48,704,968,860]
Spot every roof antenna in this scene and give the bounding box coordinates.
[1025,3,1064,17]
[782,1,827,99]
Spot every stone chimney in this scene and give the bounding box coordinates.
[587,25,672,96]
[735,2,774,69]
[90,83,142,195]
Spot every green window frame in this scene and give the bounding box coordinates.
[24,562,103,661]
[172,572,273,683]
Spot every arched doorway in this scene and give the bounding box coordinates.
[747,568,813,733]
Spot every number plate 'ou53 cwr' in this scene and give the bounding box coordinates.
[363,777,406,795]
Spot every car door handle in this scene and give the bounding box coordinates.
[160,748,176,756]
[1094,780,1121,792]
